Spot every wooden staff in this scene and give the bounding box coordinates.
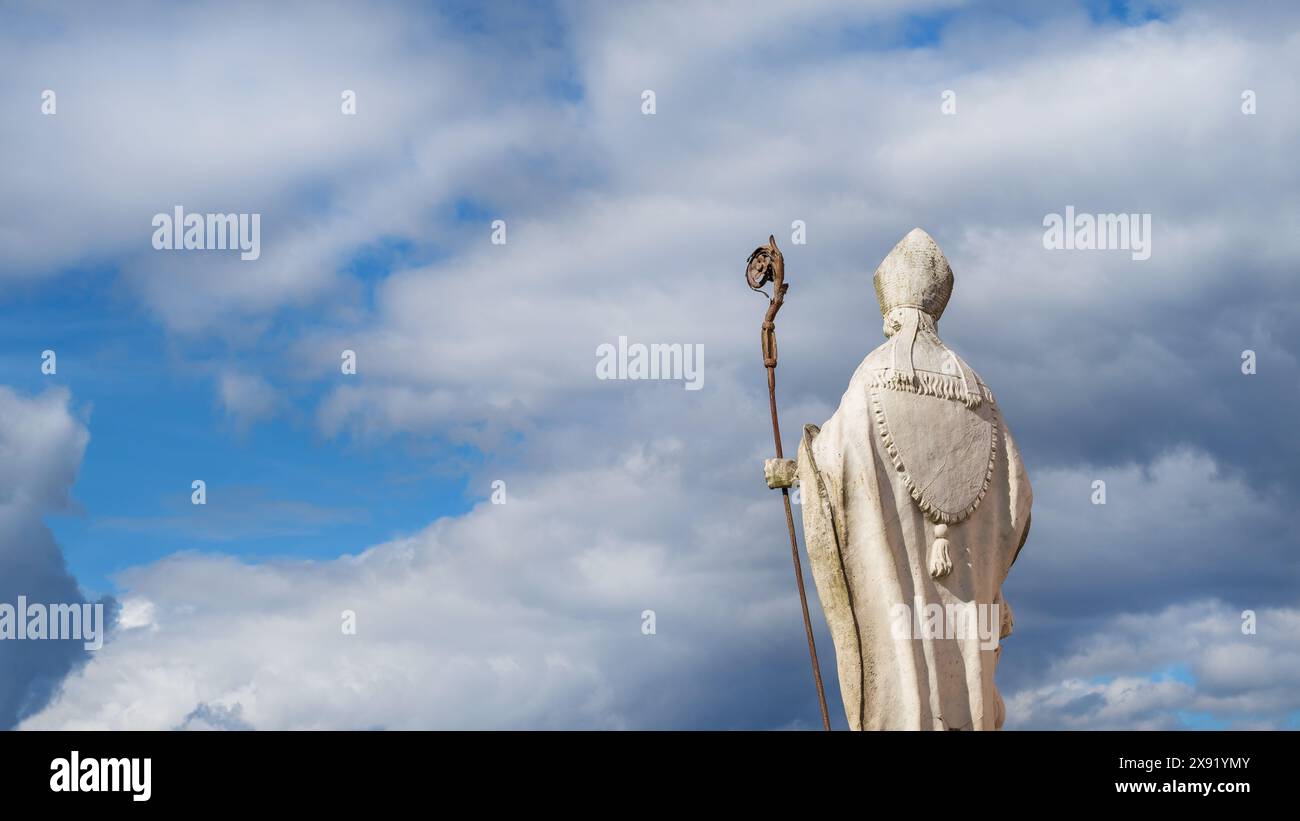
[746,235,831,731]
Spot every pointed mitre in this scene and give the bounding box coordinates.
[872,227,954,319]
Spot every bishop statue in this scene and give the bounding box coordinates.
[764,228,1033,730]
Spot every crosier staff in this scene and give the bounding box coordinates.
[746,235,831,731]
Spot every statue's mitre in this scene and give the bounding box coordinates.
[872,227,954,319]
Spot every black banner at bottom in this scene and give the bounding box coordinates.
[1,730,1285,808]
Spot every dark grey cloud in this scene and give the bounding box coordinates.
[0,387,103,728]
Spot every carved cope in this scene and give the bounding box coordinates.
[867,229,999,579]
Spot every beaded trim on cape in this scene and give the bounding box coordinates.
[868,379,1000,526]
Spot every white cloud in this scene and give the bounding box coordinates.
[0,387,88,513]
[218,370,279,427]
[1006,600,1300,729]
[22,430,820,730]
[0,2,575,332]
[287,1,1300,451]
[0,386,97,727]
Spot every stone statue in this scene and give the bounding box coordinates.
[764,228,1032,730]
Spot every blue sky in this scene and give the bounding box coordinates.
[1,228,477,595]
[1,0,1298,730]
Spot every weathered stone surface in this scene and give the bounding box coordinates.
[766,227,1032,730]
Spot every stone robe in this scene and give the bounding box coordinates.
[795,334,1032,730]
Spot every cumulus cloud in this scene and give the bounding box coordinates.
[23,424,831,730]
[1006,600,1300,729]
[0,1,582,331]
[275,0,1300,501]
[0,387,99,727]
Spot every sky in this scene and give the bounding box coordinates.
[0,0,1297,730]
